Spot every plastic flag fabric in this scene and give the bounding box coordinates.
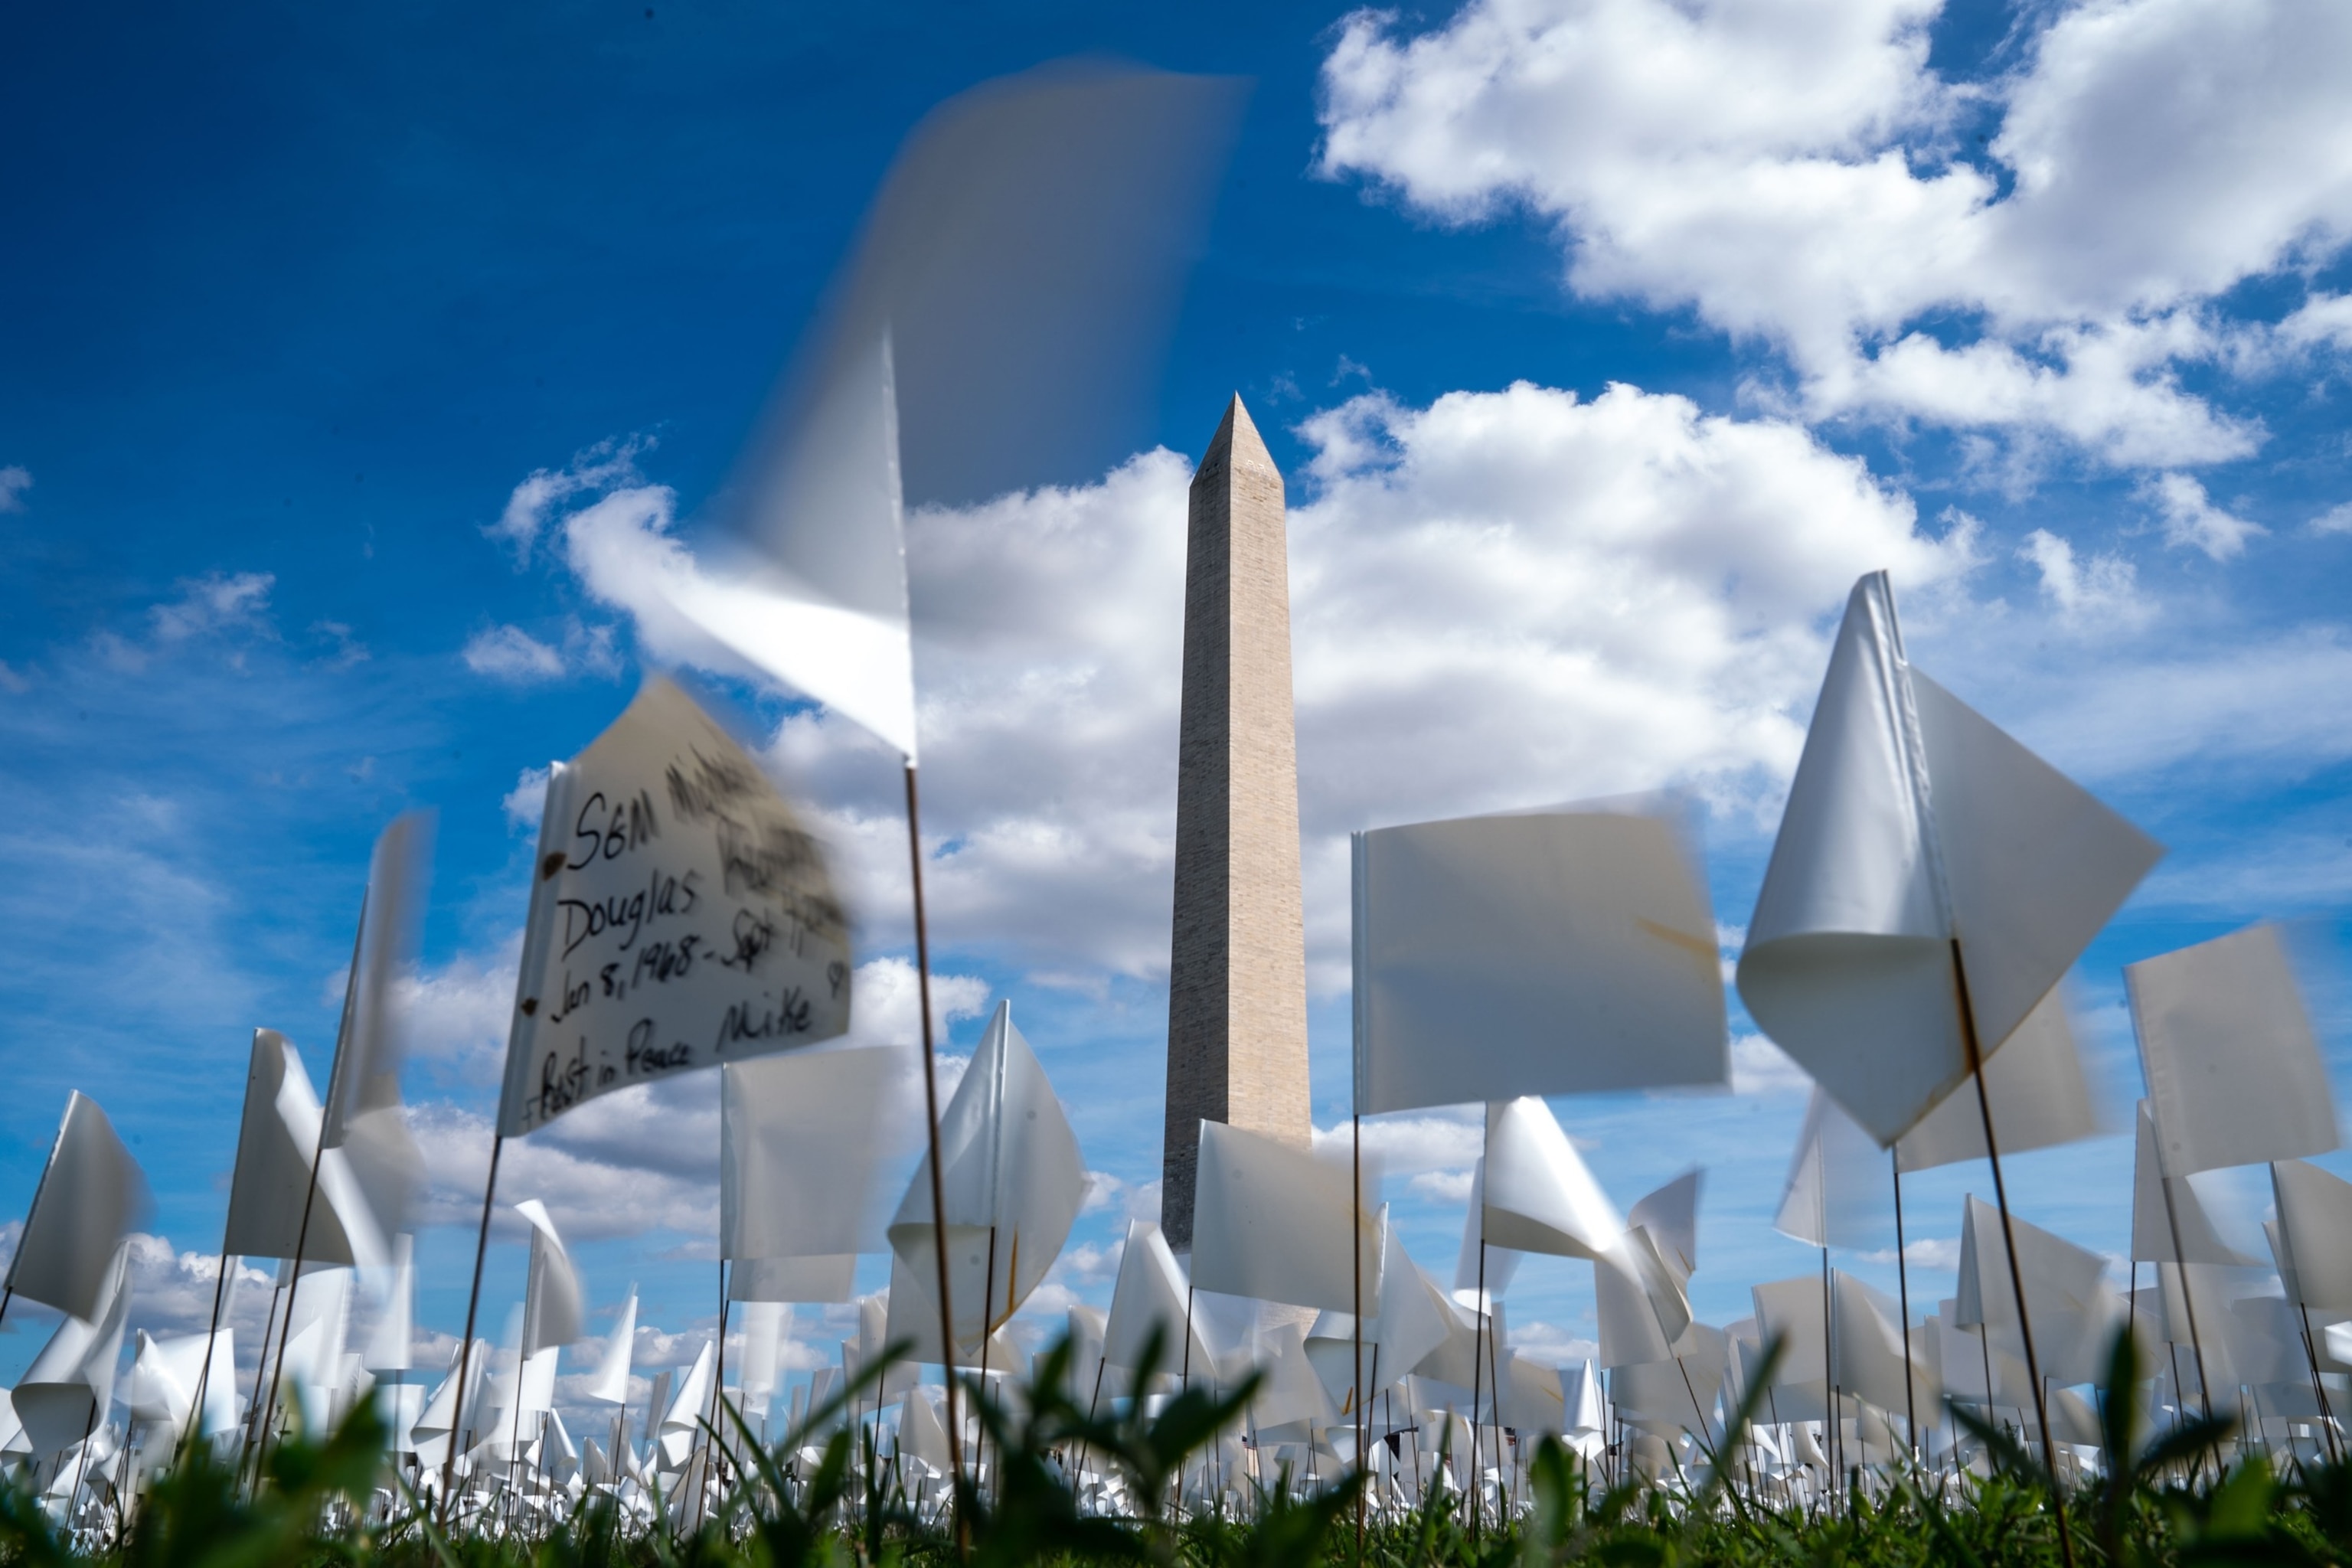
[13,1242,130,1459]
[2270,1159,2352,1312]
[1479,1096,1625,1261]
[362,1231,415,1373]
[1772,1087,1893,1250]
[583,1288,636,1405]
[721,1045,901,1263]
[1101,1218,1217,1376]
[1739,572,2161,1143]
[5,1093,150,1322]
[887,999,1085,1347]
[2128,923,2339,1178]
[498,676,852,1137]
[1453,1158,1523,1301]
[2130,1102,2256,1266]
[1187,1119,1382,1314]
[517,1200,586,1355]
[1628,1170,1703,1284]
[323,812,432,1243]
[1352,802,1725,1115]
[677,65,1240,760]
[740,1302,789,1418]
[1895,984,2101,1171]
[1955,1194,2123,1388]
[730,1254,858,1304]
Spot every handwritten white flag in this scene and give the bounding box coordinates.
[498,677,852,1136]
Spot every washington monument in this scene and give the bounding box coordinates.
[1161,396,1312,1250]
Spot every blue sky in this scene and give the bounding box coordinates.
[4,0,2351,1413]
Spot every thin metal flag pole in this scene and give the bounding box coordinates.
[247,1135,328,1491]
[903,761,968,1524]
[710,1258,733,1523]
[2293,1298,2343,1462]
[1953,939,2077,1568]
[440,1131,505,1522]
[180,1220,237,1468]
[1821,1242,1837,1511]
[1891,1152,1918,1457]
[1468,1233,1487,1541]
[252,893,371,1493]
[1351,1112,1365,1562]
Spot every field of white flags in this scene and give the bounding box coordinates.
[9,56,2352,1568]
[6,562,2352,1568]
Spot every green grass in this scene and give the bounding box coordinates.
[6,1329,2350,1568]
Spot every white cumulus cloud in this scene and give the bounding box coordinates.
[2143,472,2263,560]
[547,381,1971,994]
[2018,528,2145,624]
[1318,0,2352,466]
[462,624,565,681]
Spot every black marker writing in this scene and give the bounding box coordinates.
[568,789,660,870]
[716,986,815,1050]
[624,1017,693,1076]
[557,866,701,958]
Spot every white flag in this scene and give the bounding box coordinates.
[322,812,433,1243]
[681,67,1240,761]
[1831,1270,1932,1416]
[740,1302,789,1416]
[13,1243,131,1459]
[1773,1087,1893,1250]
[1561,1359,1607,1437]
[1740,573,2161,1143]
[730,1253,858,1305]
[1101,1219,1215,1376]
[2130,1102,2256,1266]
[1351,803,1725,1115]
[2128,923,2338,1177]
[1750,1276,1830,1409]
[221,1031,385,1269]
[1628,1170,1702,1284]
[362,1231,415,1374]
[722,1045,901,1262]
[1955,1194,2122,1387]
[1594,1227,1692,1367]
[1374,1221,1462,1387]
[5,1093,149,1322]
[1245,1319,1337,1437]
[1479,1097,1624,1261]
[658,1341,716,1469]
[900,1387,955,1473]
[498,677,852,1136]
[583,1288,637,1405]
[128,1329,237,1439]
[1896,985,2101,1171]
[2271,1160,2352,1312]
[1609,1326,1725,1441]
[517,1200,586,1355]
[1188,1120,1381,1314]
[1454,1158,1522,1302]
[887,1000,1085,1344]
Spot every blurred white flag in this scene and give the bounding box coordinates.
[1188,1120,1381,1315]
[2129,923,2338,1177]
[1352,803,1724,1115]
[5,1093,149,1322]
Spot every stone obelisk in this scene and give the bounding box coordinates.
[1161,395,1312,1251]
